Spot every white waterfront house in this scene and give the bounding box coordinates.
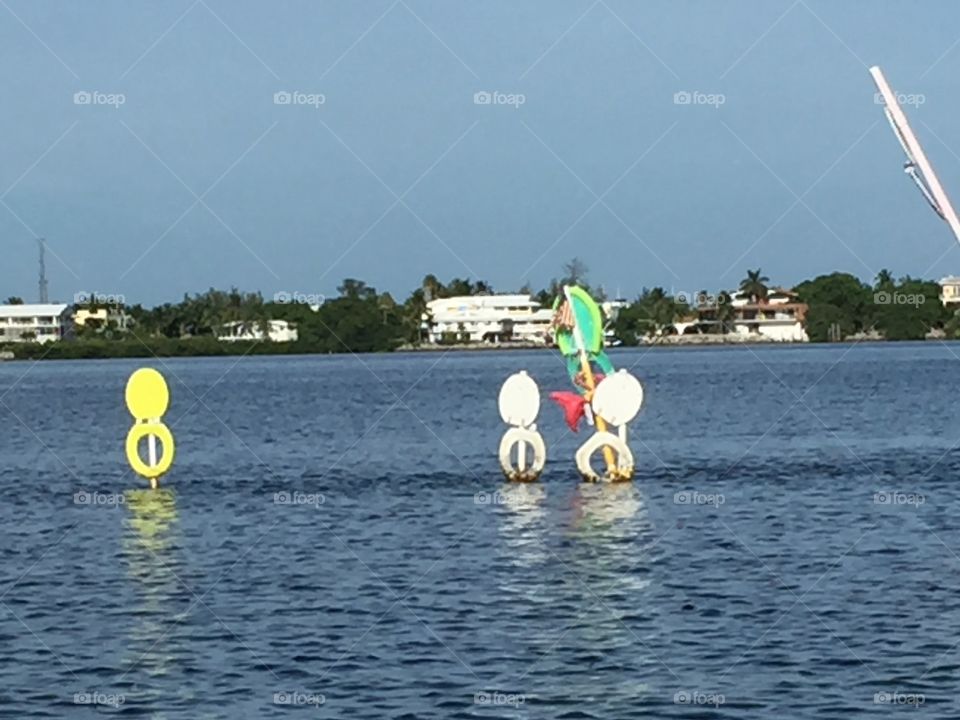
[0,303,73,343]
[729,289,809,341]
[601,298,628,345]
[423,294,555,344]
[217,319,298,342]
[675,289,809,341]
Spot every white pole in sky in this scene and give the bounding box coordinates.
[870,65,960,245]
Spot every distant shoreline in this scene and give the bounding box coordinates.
[0,334,935,362]
[400,334,811,352]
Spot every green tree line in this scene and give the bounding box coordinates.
[613,268,952,344]
[2,263,957,359]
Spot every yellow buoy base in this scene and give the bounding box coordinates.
[125,422,175,480]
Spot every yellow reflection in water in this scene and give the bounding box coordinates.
[123,488,180,679]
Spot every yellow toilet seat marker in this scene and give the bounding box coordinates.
[125,368,175,488]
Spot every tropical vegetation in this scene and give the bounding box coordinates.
[1,262,957,359]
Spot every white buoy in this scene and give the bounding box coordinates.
[576,370,644,482]
[497,371,546,482]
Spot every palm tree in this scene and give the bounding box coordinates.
[740,269,769,303]
[421,274,443,301]
[377,293,396,325]
[338,279,374,300]
[445,278,473,297]
[562,257,589,287]
[875,269,895,291]
[472,280,493,295]
[716,291,735,333]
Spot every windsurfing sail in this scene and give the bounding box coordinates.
[870,65,960,244]
[550,286,618,470]
[553,287,612,366]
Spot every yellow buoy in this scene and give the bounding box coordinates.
[125,368,170,420]
[125,368,175,488]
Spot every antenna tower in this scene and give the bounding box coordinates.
[38,238,49,303]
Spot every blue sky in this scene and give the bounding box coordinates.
[3,0,960,305]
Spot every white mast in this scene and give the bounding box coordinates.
[870,66,960,244]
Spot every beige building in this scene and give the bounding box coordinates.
[939,276,960,308]
[74,307,130,330]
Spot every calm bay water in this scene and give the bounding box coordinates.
[2,343,960,718]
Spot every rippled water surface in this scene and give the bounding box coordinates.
[3,343,960,718]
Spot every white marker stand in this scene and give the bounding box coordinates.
[576,370,644,482]
[147,435,158,489]
[498,371,546,482]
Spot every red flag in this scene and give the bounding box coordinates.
[550,391,587,432]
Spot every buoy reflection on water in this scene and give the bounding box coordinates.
[122,488,181,684]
